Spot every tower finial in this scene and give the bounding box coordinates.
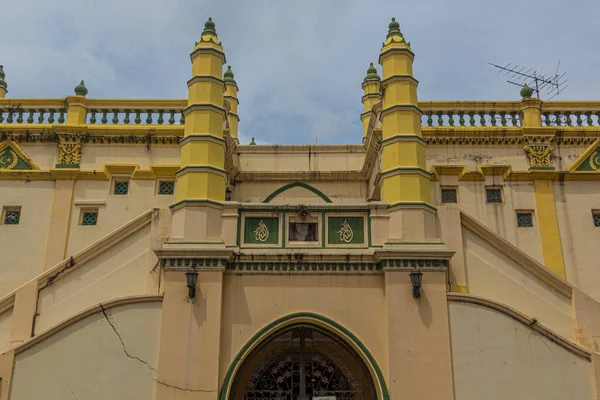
[0,65,7,92]
[224,65,237,85]
[364,63,381,82]
[74,80,88,96]
[203,17,217,36]
[387,17,402,39]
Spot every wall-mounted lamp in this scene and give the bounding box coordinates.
[185,266,198,299]
[225,186,232,201]
[409,267,423,299]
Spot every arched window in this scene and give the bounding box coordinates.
[231,324,377,400]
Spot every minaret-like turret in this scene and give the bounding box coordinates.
[0,66,7,98]
[378,18,431,208]
[171,17,227,240]
[361,63,382,137]
[223,65,240,140]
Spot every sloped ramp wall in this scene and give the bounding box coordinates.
[11,301,161,400]
[449,301,594,400]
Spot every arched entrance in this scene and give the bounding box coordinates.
[230,324,377,400]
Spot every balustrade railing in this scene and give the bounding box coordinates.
[0,99,67,125]
[418,102,522,127]
[85,99,187,126]
[541,102,600,127]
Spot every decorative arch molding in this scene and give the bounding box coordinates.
[219,312,390,400]
[262,181,333,203]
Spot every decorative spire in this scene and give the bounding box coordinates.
[383,17,407,47]
[74,80,88,96]
[249,137,256,145]
[224,65,237,85]
[387,17,401,38]
[364,63,381,82]
[0,65,7,91]
[203,17,217,36]
[520,84,534,99]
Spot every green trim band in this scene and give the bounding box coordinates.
[175,165,227,178]
[381,133,427,146]
[378,46,415,63]
[380,104,423,117]
[381,74,419,88]
[263,181,332,203]
[179,134,226,146]
[190,47,225,63]
[379,166,431,180]
[183,103,226,116]
[186,75,225,88]
[219,312,390,400]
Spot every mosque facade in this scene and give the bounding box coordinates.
[0,17,599,400]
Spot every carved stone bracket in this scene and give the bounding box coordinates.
[523,144,554,170]
[56,141,81,168]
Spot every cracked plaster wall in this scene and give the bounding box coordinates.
[449,301,594,400]
[11,301,161,400]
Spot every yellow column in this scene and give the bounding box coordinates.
[520,88,566,278]
[361,63,382,137]
[0,65,7,98]
[223,66,239,140]
[176,17,227,203]
[378,18,431,207]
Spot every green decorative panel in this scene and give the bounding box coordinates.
[244,217,279,245]
[576,148,600,171]
[328,217,365,245]
[0,146,32,170]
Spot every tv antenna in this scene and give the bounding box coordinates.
[488,61,568,100]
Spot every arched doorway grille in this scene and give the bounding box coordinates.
[231,324,376,400]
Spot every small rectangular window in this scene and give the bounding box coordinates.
[289,222,319,242]
[2,207,21,225]
[80,209,98,226]
[113,180,129,195]
[441,188,458,204]
[158,181,175,195]
[486,188,503,204]
[593,211,600,228]
[516,211,533,227]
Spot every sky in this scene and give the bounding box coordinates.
[2,0,599,145]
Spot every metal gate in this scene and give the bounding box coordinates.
[233,325,376,400]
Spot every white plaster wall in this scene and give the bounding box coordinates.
[35,226,151,334]
[11,302,162,400]
[426,145,531,171]
[462,228,572,339]
[0,181,54,295]
[66,179,173,255]
[236,181,367,204]
[555,181,600,300]
[238,147,365,173]
[0,308,12,354]
[449,302,594,400]
[19,144,58,170]
[78,145,180,170]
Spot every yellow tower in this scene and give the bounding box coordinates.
[223,65,240,140]
[361,63,382,137]
[379,18,431,207]
[378,18,439,244]
[171,17,227,240]
[0,65,7,98]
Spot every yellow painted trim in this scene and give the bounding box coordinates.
[14,294,163,354]
[447,293,590,360]
[533,179,566,278]
[567,138,600,172]
[452,284,468,294]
